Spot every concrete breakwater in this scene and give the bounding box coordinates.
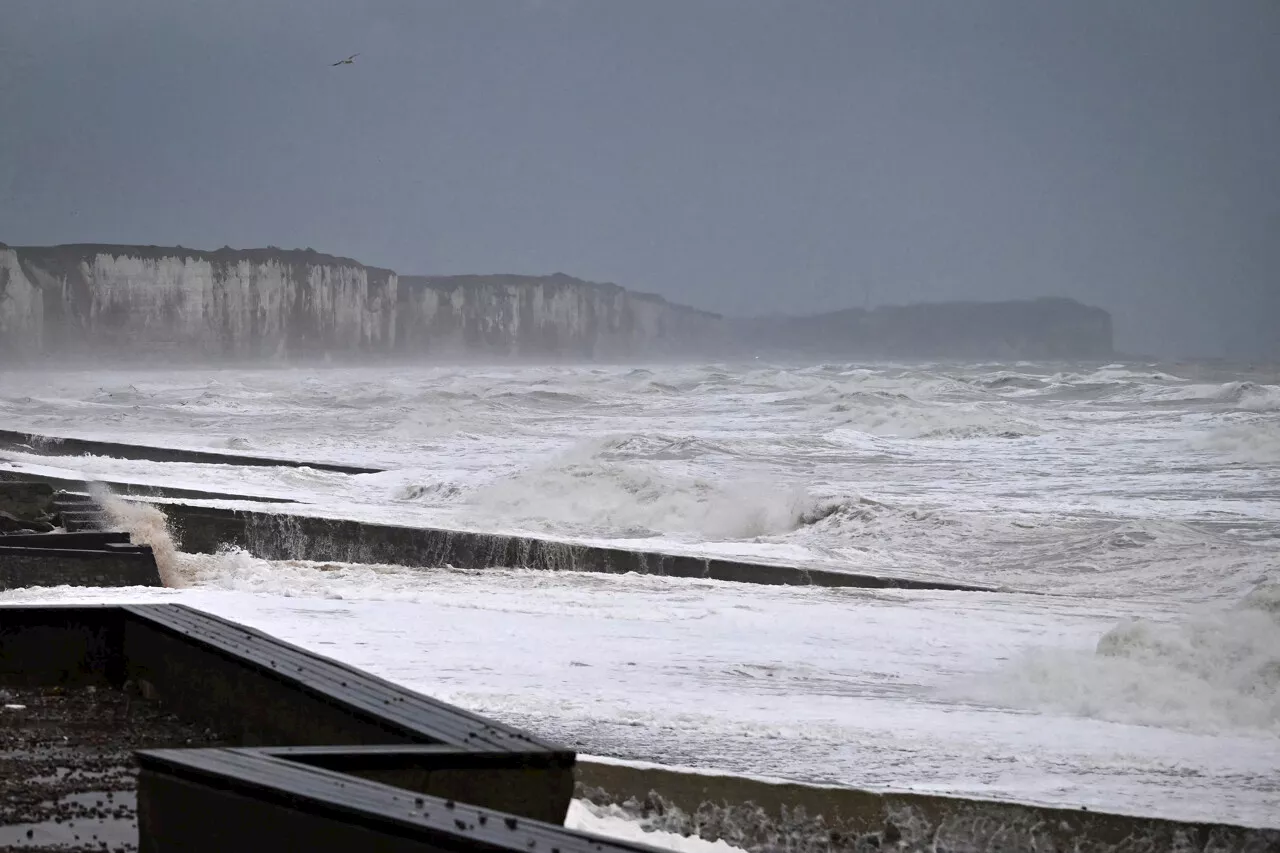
[155,501,1002,592]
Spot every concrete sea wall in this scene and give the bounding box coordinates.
[575,760,1279,852]
[155,501,997,592]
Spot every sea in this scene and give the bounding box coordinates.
[1,359,1277,829]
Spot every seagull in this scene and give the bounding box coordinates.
[331,53,359,66]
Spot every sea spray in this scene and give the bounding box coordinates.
[87,483,188,588]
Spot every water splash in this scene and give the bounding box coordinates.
[86,483,189,588]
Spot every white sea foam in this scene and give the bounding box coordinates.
[565,801,746,853]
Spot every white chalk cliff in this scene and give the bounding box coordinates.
[0,245,720,361]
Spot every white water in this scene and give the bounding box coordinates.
[1,360,1278,827]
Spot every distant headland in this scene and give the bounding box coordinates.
[0,243,1112,362]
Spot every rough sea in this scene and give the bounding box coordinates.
[1,360,1277,828]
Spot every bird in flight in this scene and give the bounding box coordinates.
[331,53,359,66]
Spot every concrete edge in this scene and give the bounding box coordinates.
[136,748,659,853]
[0,428,382,475]
[0,469,301,504]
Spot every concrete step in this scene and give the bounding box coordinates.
[62,512,110,532]
[50,491,115,533]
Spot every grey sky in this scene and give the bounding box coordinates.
[2,1,1277,357]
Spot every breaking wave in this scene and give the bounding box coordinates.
[595,433,738,461]
[969,372,1049,391]
[486,389,594,408]
[825,398,1039,439]
[1191,419,1280,464]
[956,583,1280,735]
[392,480,465,503]
[1214,381,1280,411]
[462,440,815,540]
[793,496,960,538]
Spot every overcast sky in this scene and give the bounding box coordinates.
[2,1,1277,357]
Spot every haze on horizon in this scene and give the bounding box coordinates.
[1,0,1276,359]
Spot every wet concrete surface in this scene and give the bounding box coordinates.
[0,684,229,852]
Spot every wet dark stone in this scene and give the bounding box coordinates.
[0,684,229,852]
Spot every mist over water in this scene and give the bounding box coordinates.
[2,358,1278,825]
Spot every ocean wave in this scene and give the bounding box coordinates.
[796,496,958,532]
[1055,367,1185,384]
[1130,380,1280,410]
[1215,381,1280,411]
[969,373,1050,391]
[595,433,737,461]
[954,582,1280,736]
[1191,419,1280,464]
[462,446,813,540]
[392,480,465,503]
[485,389,595,408]
[640,381,681,395]
[825,398,1039,439]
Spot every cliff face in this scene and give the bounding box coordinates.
[0,246,720,362]
[732,298,1114,360]
[3,245,397,361]
[396,274,723,358]
[0,248,44,358]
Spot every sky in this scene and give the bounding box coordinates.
[1,1,1277,358]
